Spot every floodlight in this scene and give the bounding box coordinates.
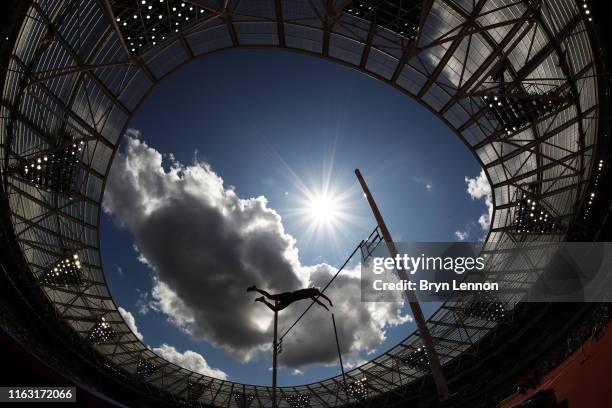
[580,0,592,20]
[483,91,567,134]
[346,377,368,400]
[88,317,117,344]
[285,393,311,408]
[40,252,84,286]
[110,0,208,55]
[401,347,429,371]
[233,392,254,408]
[343,0,422,40]
[585,159,606,220]
[511,194,561,234]
[136,357,158,377]
[463,296,506,322]
[15,140,84,193]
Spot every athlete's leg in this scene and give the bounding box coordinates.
[247,286,278,300]
[318,292,333,307]
[311,297,329,311]
[255,297,277,311]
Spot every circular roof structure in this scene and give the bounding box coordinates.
[0,0,606,406]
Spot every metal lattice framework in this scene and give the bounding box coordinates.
[0,0,603,407]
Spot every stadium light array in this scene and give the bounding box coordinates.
[401,347,429,371]
[233,392,254,408]
[136,357,158,377]
[15,140,84,193]
[88,317,117,344]
[580,0,593,22]
[483,93,565,135]
[111,0,208,54]
[285,393,311,408]
[584,159,605,221]
[346,377,368,400]
[40,252,83,286]
[343,0,422,40]
[511,194,560,234]
[463,297,506,322]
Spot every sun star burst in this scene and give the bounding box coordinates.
[276,153,368,258]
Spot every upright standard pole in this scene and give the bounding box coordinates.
[331,313,348,399]
[355,169,450,400]
[272,301,278,408]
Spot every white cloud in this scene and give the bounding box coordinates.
[412,177,433,193]
[135,289,159,315]
[118,306,144,341]
[103,133,409,369]
[344,358,368,370]
[153,344,228,380]
[150,279,195,333]
[465,169,493,231]
[454,230,469,241]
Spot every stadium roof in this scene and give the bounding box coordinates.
[0,0,605,406]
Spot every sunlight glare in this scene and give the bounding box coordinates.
[307,193,340,224]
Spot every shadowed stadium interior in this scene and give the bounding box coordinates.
[0,0,611,407]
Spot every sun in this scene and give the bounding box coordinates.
[282,175,366,256]
[272,148,369,258]
[293,184,355,249]
[307,193,341,224]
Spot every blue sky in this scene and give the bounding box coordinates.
[100,49,487,386]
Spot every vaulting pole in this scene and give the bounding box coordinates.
[355,169,450,400]
[272,301,278,408]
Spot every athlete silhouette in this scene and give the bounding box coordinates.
[247,285,333,311]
